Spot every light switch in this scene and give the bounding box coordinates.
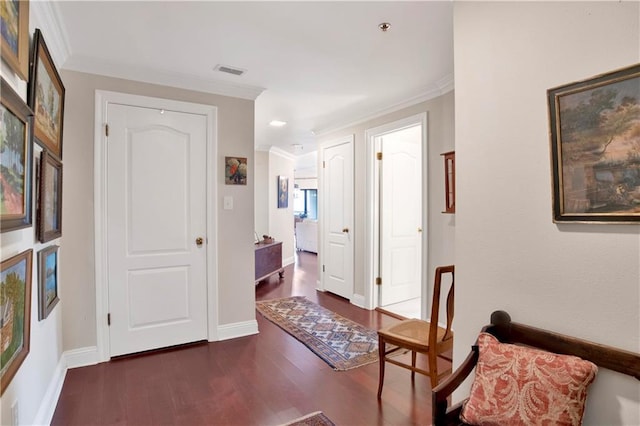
[223,196,233,210]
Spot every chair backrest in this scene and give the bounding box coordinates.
[429,265,455,347]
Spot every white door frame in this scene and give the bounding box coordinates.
[364,113,428,313]
[317,134,354,297]
[94,90,218,362]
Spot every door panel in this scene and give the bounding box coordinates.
[379,131,422,306]
[107,104,208,357]
[322,139,353,299]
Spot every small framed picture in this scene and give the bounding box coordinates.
[38,150,63,242]
[278,175,289,208]
[1,78,34,233]
[29,29,65,160]
[225,156,247,185]
[1,249,33,395]
[38,245,59,320]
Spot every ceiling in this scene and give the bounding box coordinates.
[55,1,454,155]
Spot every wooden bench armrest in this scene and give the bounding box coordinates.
[432,346,478,426]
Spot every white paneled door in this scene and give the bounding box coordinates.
[379,130,422,307]
[107,103,208,357]
[321,137,354,300]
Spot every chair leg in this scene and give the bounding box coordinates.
[377,336,385,399]
[428,351,438,388]
[411,351,417,381]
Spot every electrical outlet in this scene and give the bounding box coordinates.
[11,400,18,426]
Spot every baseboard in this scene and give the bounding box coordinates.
[64,346,99,369]
[350,294,366,309]
[32,355,66,426]
[32,346,98,425]
[217,320,259,341]
[283,256,295,266]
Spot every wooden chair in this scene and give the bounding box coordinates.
[377,265,455,398]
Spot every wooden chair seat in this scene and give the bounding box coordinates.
[377,265,455,398]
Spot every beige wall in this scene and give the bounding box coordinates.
[59,70,256,351]
[318,91,456,301]
[454,2,639,424]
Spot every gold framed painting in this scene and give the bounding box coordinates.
[1,77,34,233]
[1,249,32,395]
[28,28,65,160]
[0,0,30,80]
[548,63,640,223]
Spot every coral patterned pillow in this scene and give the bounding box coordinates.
[460,332,598,426]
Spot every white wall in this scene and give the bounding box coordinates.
[0,7,65,425]
[454,2,640,424]
[254,150,269,239]
[294,151,318,190]
[268,149,296,265]
[318,92,456,300]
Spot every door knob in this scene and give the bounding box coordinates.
[342,227,349,233]
[417,227,423,233]
[195,237,204,246]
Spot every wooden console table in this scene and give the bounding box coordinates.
[255,241,284,283]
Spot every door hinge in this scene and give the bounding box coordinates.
[377,152,382,160]
[322,161,326,168]
[322,264,325,272]
[107,313,111,326]
[105,124,109,137]
[375,277,382,285]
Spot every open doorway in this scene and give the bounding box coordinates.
[365,114,427,319]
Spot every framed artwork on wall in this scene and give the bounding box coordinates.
[38,150,62,242]
[225,156,247,185]
[548,63,640,223]
[38,245,59,320]
[278,175,289,208]
[0,0,29,80]
[0,249,33,395]
[28,28,65,160]
[1,77,34,233]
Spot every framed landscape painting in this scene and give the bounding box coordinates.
[29,28,65,160]
[548,64,640,223]
[38,245,59,320]
[1,249,32,395]
[1,77,33,233]
[0,0,29,80]
[38,150,62,242]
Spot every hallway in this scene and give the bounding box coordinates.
[52,251,443,425]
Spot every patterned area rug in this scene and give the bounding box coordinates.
[256,296,379,371]
[280,411,335,426]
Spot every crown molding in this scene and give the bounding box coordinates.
[313,73,454,137]
[30,1,72,69]
[63,56,265,101]
[269,146,296,161]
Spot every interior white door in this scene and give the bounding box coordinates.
[107,103,208,357]
[322,139,354,300]
[379,130,422,306]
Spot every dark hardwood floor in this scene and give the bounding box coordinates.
[52,251,446,426]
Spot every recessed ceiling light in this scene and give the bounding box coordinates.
[269,120,287,127]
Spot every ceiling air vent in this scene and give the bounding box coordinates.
[214,64,246,76]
